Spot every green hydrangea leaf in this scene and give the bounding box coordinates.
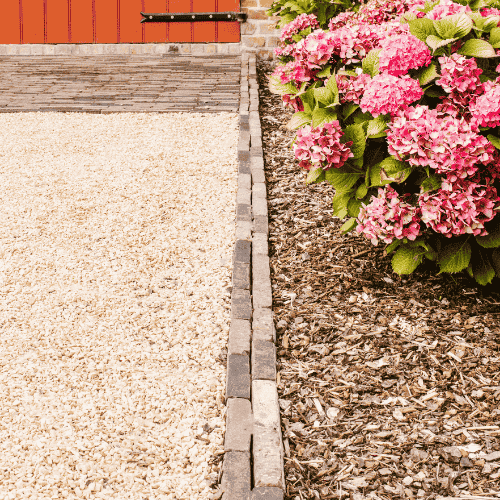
[392,246,424,275]
[492,248,500,277]
[367,114,389,137]
[268,75,299,95]
[385,239,401,255]
[476,218,500,248]
[408,18,439,42]
[325,73,340,102]
[342,123,366,159]
[362,49,381,77]
[437,240,472,273]
[312,107,337,127]
[472,248,496,285]
[343,102,360,120]
[340,217,357,234]
[458,38,497,58]
[313,86,335,105]
[482,15,500,32]
[489,26,500,47]
[316,65,332,78]
[414,62,440,85]
[285,111,312,131]
[326,166,363,192]
[420,174,442,193]
[434,13,473,39]
[426,35,459,52]
[332,191,353,217]
[356,184,368,199]
[487,134,500,149]
[306,167,325,185]
[348,197,363,218]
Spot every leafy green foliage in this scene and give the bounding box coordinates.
[433,12,473,39]
[437,240,472,273]
[414,62,440,85]
[285,111,312,131]
[392,245,425,274]
[340,217,358,233]
[476,218,500,248]
[306,167,326,184]
[312,107,338,127]
[472,248,496,284]
[362,49,381,76]
[407,18,439,42]
[457,38,497,57]
[325,165,363,192]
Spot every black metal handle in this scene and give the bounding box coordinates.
[140,11,247,23]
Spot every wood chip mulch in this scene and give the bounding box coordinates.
[256,58,500,500]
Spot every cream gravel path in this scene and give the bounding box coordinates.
[0,110,239,500]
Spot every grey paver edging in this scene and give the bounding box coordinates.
[220,54,285,500]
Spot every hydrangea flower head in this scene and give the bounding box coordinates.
[436,54,483,104]
[293,121,354,171]
[387,105,496,181]
[356,185,422,245]
[378,33,432,76]
[271,60,315,86]
[336,73,372,104]
[294,29,338,69]
[419,178,500,237]
[470,80,500,128]
[425,0,471,20]
[360,74,423,117]
[328,11,357,31]
[480,7,500,16]
[280,13,320,44]
[356,0,426,24]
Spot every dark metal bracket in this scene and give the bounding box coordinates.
[140,11,247,23]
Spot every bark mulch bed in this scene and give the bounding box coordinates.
[256,58,500,500]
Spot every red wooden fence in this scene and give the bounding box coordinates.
[0,0,240,44]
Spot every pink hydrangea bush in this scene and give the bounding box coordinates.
[267,0,500,283]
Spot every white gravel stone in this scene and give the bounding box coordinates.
[0,111,239,499]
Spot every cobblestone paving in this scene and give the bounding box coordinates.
[0,54,241,113]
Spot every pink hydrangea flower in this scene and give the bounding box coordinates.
[378,34,432,76]
[480,7,500,16]
[274,43,297,59]
[293,29,338,69]
[336,72,372,104]
[419,178,500,237]
[282,94,304,112]
[356,185,422,245]
[356,0,426,24]
[328,11,357,31]
[387,105,496,180]
[470,80,500,128]
[293,121,354,171]
[425,0,471,20]
[271,60,316,85]
[360,74,423,117]
[280,13,320,44]
[436,54,484,110]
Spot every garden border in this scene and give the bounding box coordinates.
[219,53,285,500]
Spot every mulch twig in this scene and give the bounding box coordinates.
[257,58,500,500]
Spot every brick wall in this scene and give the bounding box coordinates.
[241,0,280,61]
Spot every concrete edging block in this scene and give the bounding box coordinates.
[224,398,253,452]
[228,319,251,357]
